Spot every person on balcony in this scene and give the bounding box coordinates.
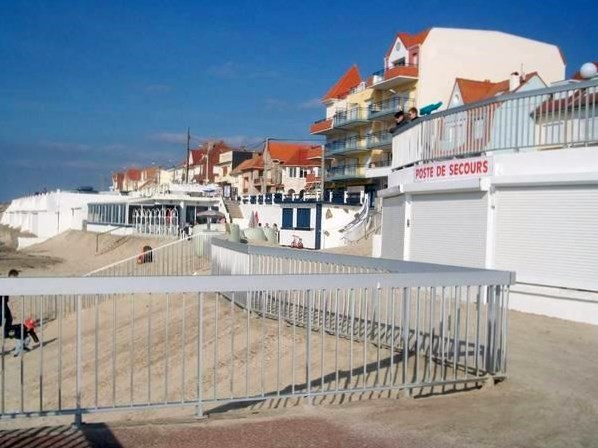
[388,111,406,134]
[408,107,419,121]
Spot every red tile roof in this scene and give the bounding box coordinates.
[266,142,322,167]
[455,72,540,104]
[535,88,598,115]
[385,29,430,58]
[322,65,362,101]
[125,168,141,181]
[231,156,263,175]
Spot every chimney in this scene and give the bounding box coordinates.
[509,72,520,91]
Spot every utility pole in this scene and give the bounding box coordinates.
[263,137,269,193]
[204,141,212,185]
[320,144,325,202]
[185,127,191,184]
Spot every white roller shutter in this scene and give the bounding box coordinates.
[410,192,487,268]
[494,185,598,291]
[381,195,406,259]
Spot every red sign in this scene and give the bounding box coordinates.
[414,157,492,182]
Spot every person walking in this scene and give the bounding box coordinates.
[1,269,32,356]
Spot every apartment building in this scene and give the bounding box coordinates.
[310,27,565,203]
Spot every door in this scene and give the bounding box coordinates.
[494,185,598,290]
[381,195,406,259]
[410,192,487,268]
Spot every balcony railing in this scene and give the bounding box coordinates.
[334,107,369,128]
[310,118,334,134]
[326,164,366,180]
[367,157,392,169]
[391,78,598,170]
[370,63,419,89]
[368,96,415,119]
[325,137,367,156]
[366,131,393,149]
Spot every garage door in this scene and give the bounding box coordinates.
[410,192,487,268]
[381,195,406,259]
[494,185,598,291]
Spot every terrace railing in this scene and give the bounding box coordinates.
[0,241,513,423]
[392,78,598,169]
[85,231,221,278]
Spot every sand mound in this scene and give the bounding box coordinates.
[9,230,173,277]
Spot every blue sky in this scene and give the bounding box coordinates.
[0,0,596,200]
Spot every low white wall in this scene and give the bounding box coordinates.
[320,204,363,249]
[238,203,280,226]
[279,228,316,249]
[372,234,382,257]
[17,237,48,249]
[86,224,135,236]
[509,284,598,326]
[236,202,364,250]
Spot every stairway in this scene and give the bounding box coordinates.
[223,199,244,220]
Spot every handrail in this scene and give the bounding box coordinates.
[391,78,598,170]
[210,237,516,284]
[395,78,598,132]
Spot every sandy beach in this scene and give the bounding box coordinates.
[0,229,596,447]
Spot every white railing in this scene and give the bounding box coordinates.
[85,231,221,277]
[0,246,513,423]
[132,208,180,236]
[392,79,598,169]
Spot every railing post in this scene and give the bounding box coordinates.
[306,289,312,401]
[74,294,83,427]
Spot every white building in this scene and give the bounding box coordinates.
[378,75,598,325]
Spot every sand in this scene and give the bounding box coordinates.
[0,229,171,277]
[0,230,597,447]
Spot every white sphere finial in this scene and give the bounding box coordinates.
[579,62,597,80]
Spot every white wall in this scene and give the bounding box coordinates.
[235,202,363,249]
[382,145,598,325]
[418,28,565,109]
[1,191,123,243]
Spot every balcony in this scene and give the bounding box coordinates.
[333,107,369,129]
[365,156,392,179]
[310,118,334,135]
[366,131,393,149]
[326,164,366,181]
[369,64,418,90]
[325,137,367,156]
[368,96,414,120]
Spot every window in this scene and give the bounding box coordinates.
[296,208,311,229]
[299,168,308,178]
[393,57,406,67]
[282,208,293,229]
[288,167,297,178]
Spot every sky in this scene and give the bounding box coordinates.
[0,0,596,201]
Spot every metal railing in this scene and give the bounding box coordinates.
[368,96,414,119]
[85,231,221,278]
[325,137,367,156]
[0,244,513,423]
[392,79,598,169]
[334,107,369,127]
[326,165,367,180]
[367,131,393,149]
